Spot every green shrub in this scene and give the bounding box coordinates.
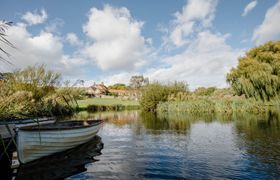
[157,98,271,114]
[85,104,139,112]
[0,65,80,119]
[193,87,217,96]
[140,82,188,112]
[158,99,215,113]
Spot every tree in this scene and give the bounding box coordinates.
[227,41,280,101]
[8,65,61,101]
[140,81,188,112]
[108,83,127,90]
[193,87,217,96]
[129,75,149,89]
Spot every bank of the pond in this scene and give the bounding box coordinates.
[157,98,280,113]
[77,98,140,111]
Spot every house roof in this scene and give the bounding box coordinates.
[86,83,108,95]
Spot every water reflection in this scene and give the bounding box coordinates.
[16,136,103,180]
[66,111,139,126]
[0,143,14,180]
[67,110,280,179]
[141,112,192,134]
[234,111,280,178]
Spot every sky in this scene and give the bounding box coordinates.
[1,0,280,89]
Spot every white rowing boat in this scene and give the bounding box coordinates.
[0,118,55,140]
[16,120,103,164]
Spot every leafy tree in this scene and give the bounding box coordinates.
[129,75,149,89]
[193,87,217,96]
[140,81,188,112]
[227,41,280,101]
[8,65,61,101]
[0,65,83,118]
[108,83,127,90]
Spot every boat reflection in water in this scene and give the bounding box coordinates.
[15,135,103,180]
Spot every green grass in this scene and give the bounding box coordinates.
[77,98,140,111]
[157,98,273,114]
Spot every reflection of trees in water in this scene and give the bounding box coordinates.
[140,112,221,134]
[16,136,103,180]
[233,110,280,175]
[140,112,191,134]
[66,111,140,126]
[61,110,280,177]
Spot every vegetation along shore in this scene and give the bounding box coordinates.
[140,41,280,114]
[1,41,280,120]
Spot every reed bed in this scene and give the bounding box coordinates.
[157,98,272,114]
[81,104,140,112]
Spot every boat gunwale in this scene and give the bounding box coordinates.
[15,118,56,125]
[18,119,103,131]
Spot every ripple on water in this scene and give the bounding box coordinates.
[67,111,280,179]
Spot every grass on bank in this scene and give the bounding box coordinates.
[157,98,276,114]
[139,81,280,113]
[77,98,140,111]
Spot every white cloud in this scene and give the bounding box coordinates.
[147,31,243,89]
[253,0,280,45]
[83,5,151,71]
[1,3,244,89]
[22,9,48,25]
[84,72,135,87]
[147,0,243,89]
[1,23,86,77]
[242,0,257,16]
[66,33,82,46]
[44,18,64,33]
[168,0,218,47]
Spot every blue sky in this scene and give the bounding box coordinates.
[1,0,280,88]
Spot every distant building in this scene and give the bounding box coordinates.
[109,89,130,96]
[86,82,108,97]
[108,89,141,100]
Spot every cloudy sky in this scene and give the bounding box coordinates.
[1,0,280,88]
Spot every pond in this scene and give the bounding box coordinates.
[3,110,280,179]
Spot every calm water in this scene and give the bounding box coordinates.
[8,110,280,179]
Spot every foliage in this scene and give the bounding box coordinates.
[77,98,139,108]
[157,86,270,114]
[193,87,217,96]
[107,92,118,97]
[129,75,149,89]
[211,88,237,98]
[227,41,280,101]
[158,99,215,113]
[86,104,139,111]
[157,98,270,114]
[140,81,188,112]
[8,65,61,101]
[168,92,190,101]
[108,83,127,90]
[0,65,79,119]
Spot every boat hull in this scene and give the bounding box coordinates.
[17,121,103,164]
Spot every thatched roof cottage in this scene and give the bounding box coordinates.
[86,82,108,97]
